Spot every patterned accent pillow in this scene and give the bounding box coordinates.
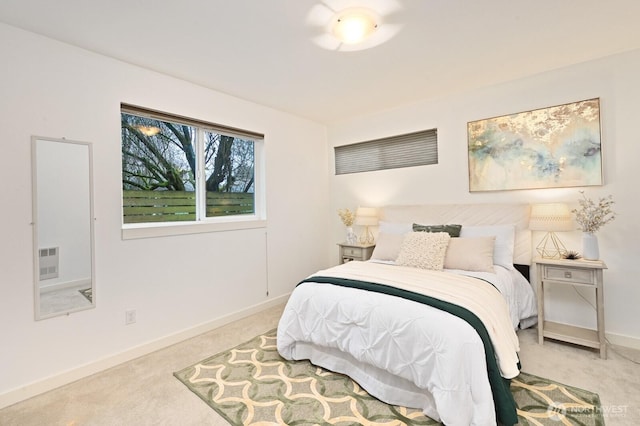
[412,223,462,237]
[396,232,451,271]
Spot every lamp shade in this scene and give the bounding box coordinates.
[529,203,573,232]
[354,206,379,226]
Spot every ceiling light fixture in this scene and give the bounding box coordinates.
[332,8,378,45]
[306,1,402,52]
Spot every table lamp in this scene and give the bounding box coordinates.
[529,203,573,259]
[355,207,378,245]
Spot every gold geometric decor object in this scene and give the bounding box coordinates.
[530,203,574,259]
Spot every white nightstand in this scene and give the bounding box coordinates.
[533,256,607,358]
[338,242,375,264]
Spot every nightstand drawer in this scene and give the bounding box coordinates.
[342,247,364,256]
[338,243,375,264]
[544,266,595,285]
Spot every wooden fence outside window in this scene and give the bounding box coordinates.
[123,190,254,223]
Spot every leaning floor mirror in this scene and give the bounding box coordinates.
[32,136,95,320]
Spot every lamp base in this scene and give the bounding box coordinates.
[359,226,374,245]
[536,232,568,259]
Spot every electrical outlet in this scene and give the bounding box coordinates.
[125,309,136,325]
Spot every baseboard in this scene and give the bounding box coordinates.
[40,278,91,292]
[0,293,289,410]
[606,331,640,351]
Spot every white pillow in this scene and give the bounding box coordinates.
[459,225,515,269]
[378,221,412,235]
[371,232,404,261]
[396,232,451,271]
[444,237,495,273]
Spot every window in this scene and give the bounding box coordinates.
[334,129,438,175]
[120,104,264,237]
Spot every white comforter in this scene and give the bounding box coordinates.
[277,261,530,425]
[449,265,537,330]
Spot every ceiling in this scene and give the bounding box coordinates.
[1,0,640,124]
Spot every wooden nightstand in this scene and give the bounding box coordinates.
[338,242,375,264]
[533,256,607,358]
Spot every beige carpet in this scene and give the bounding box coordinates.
[175,329,604,425]
[1,304,638,425]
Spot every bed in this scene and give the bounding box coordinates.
[277,204,538,425]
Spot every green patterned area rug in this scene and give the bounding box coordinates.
[174,329,604,425]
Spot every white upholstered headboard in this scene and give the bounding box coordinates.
[379,203,532,266]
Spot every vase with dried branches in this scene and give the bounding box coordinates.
[338,208,358,244]
[571,192,615,260]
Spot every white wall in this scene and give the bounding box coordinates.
[0,23,330,404]
[3,19,638,407]
[327,48,640,347]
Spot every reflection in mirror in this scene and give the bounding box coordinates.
[32,137,95,320]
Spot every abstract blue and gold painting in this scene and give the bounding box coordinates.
[467,98,602,191]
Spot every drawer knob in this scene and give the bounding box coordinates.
[564,271,572,278]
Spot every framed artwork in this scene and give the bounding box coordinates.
[467,98,602,192]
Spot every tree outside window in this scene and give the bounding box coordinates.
[121,111,256,224]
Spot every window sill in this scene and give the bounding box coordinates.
[121,218,267,240]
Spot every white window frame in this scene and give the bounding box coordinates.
[120,104,266,240]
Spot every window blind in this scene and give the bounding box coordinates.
[334,129,438,175]
[121,103,264,140]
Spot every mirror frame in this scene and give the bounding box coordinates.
[31,136,96,320]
